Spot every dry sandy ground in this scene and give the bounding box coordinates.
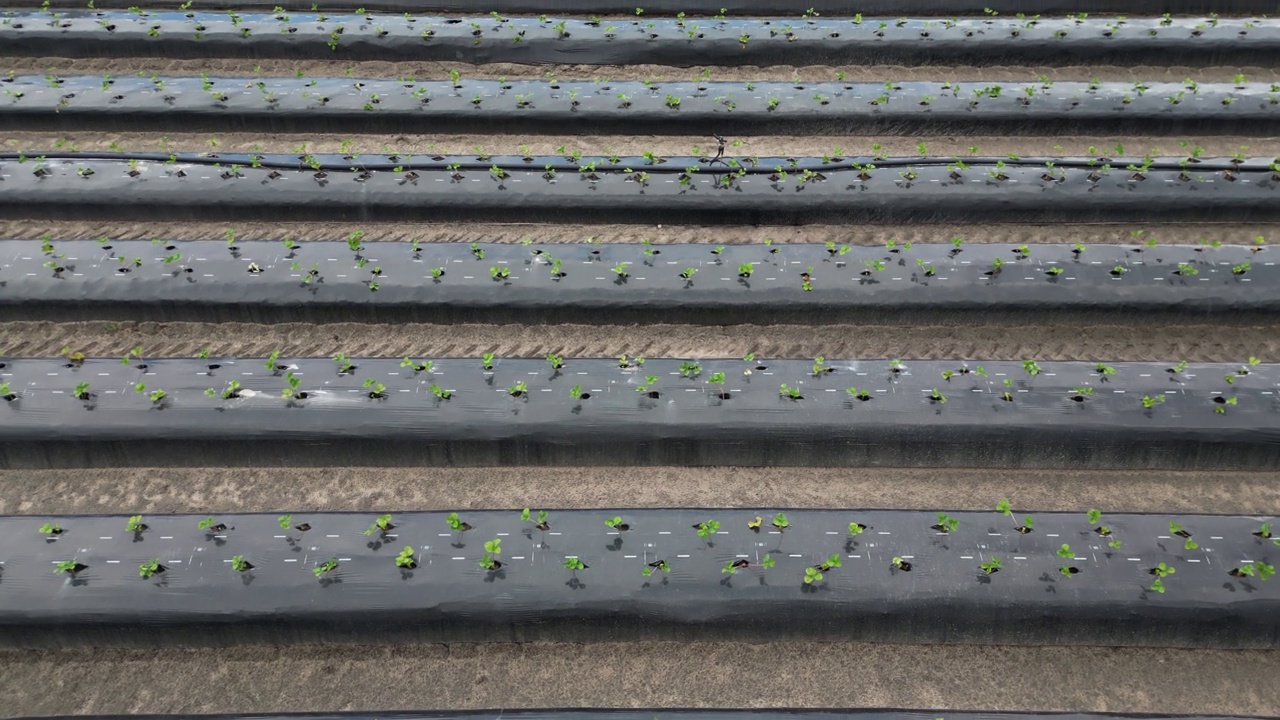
[8,131,1278,158]
[2,466,1278,517]
[3,642,1279,718]
[2,320,1275,360]
[6,57,1279,82]
[3,220,1275,247]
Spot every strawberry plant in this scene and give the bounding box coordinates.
[313,558,339,578]
[471,539,502,571]
[891,556,912,572]
[605,516,630,531]
[197,516,228,533]
[231,555,253,572]
[996,499,1033,533]
[1057,544,1079,576]
[447,512,472,532]
[521,508,550,531]
[395,546,417,569]
[1230,561,1276,580]
[364,514,394,536]
[931,513,959,533]
[980,556,1003,575]
[643,559,670,577]
[138,558,164,579]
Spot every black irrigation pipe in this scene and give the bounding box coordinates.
[4,10,1279,67]
[0,357,1275,470]
[14,712,1263,720]
[4,75,1279,136]
[20,0,1280,17]
[2,509,1279,649]
[9,239,1277,326]
[2,154,1277,225]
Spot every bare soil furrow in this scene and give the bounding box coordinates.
[1,643,1277,718]
[2,466,1277,517]
[3,321,1274,362]
[7,131,1277,158]
[4,57,1276,82]
[1,220,1274,247]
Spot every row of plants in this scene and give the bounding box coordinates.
[15,237,1274,296]
[2,9,1273,60]
[22,0,1276,16]
[6,74,1277,120]
[8,157,1277,220]
[26,508,1280,593]
[12,146,1274,178]
[2,354,1271,416]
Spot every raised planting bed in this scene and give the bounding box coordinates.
[14,714,1277,720]
[1,152,1278,225]
[0,357,1274,470]
[23,0,1280,17]
[3,10,1278,67]
[2,509,1278,649]
[3,75,1278,135]
[7,238,1277,325]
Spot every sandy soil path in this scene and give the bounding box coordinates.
[6,57,1277,82]
[3,321,1274,361]
[2,466,1277,517]
[3,642,1279,718]
[3,220,1275,247]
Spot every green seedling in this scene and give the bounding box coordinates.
[1141,394,1165,409]
[395,546,417,568]
[772,513,790,531]
[479,539,503,570]
[932,513,959,533]
[803,566,825,584]
[447,512,472,532]
[313,558,339,578]
[482,352,495,371]
[138,558,163,579]
[605,516,629,531]
[364,514,394,536]
[1057,544,1078,576]
[563,557,588,571]
[779,384,803,399]
[980,556,1003,574]
[695,519,721,540]
[546,353,564,370]
[816,554,842,572]
[644,559,670,577]
[39,522,62,535]
[197,516,227,533]
[231,555,252,572]
[126,515,146,533]
[521,508,551,531]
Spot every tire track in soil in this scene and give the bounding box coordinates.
[4,321,1276,362]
